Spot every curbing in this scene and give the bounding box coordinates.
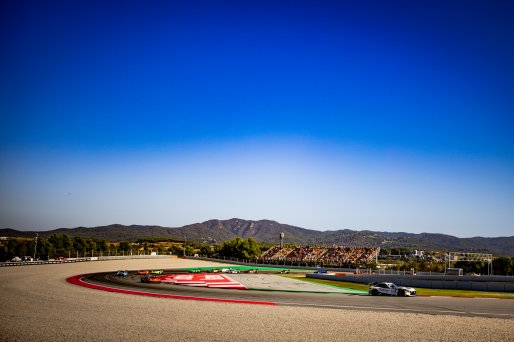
[66,274,277,306]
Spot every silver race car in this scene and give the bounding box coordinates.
[368,282,416,296]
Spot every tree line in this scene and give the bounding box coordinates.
[0,235,263,262]
[0,234,109,261]
[2,234,513,275]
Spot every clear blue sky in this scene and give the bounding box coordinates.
[1,0,513,237]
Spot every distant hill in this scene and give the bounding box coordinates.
[1,218,513,256]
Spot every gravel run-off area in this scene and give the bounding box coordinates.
[0,258,513,342]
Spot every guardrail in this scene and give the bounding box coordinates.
[0,254,175,267]
[308,273,514,292]
[97,255,172,261]
[0,258,96,267]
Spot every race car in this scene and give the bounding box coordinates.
[149,269,163,275]
[116,270,128,277]
[314,269,328,274]
[137,270,149,275]
[224,268,239,274]
[368,282,416,296]
[140,275,161,283]
[278,269,290,274]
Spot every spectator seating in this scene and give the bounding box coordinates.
[260,245,380,265]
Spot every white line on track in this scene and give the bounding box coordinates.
[275,301,514,317]
[469,312,512,316]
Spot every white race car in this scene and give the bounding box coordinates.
[116,270,128,277]
[368,282,416,297]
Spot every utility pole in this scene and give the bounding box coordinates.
[184,235,187,257]
[33,233,38,261]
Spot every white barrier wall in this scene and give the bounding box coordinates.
[308,274,514,292]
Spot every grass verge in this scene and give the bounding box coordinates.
[282,274,514,299]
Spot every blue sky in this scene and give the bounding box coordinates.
[1,0,513,237]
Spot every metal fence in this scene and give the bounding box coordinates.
[194,255,375,269]
[309,273,514,292]
[0,254,174,267]
[0,258,95,267]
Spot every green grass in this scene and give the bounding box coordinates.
[177,265,313,273]
[282,274,369,292]
[283,274,514,299]
[412,287,514,298]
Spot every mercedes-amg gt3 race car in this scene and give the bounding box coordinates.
[368,282,416,296]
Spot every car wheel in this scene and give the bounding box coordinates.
[371,289,379,296]
[398,290,405,297]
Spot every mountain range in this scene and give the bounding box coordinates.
[1,218,513,256]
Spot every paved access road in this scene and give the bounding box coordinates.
[85,271,514,319]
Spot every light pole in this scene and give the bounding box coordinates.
[184,235,187,257]
[33,233,38,261]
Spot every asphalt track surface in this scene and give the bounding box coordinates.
[82,271,514,319]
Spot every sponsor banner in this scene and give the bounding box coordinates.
[160,274,247,290]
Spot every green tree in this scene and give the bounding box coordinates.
[119,241,131,251]
[199,245,213,257]
[73,237,87,252]
[185,245,195,256]
[85,240,97,255]
[0,238,19,261]
[218,237,261,259]
[168,245,184,256]
[493,257,512,275]
[95,239,108,252]
[156,245,166,255]
[37,238,52,260]
[454,261,487,274]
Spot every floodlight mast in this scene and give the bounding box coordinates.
[448,252,493,275]
[33,233,38,261]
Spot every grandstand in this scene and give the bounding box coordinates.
[260,245,380,265]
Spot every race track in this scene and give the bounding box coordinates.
[1,258,513,342]
[82,271,514,319]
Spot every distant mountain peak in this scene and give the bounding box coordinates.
[1,219,513,255]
